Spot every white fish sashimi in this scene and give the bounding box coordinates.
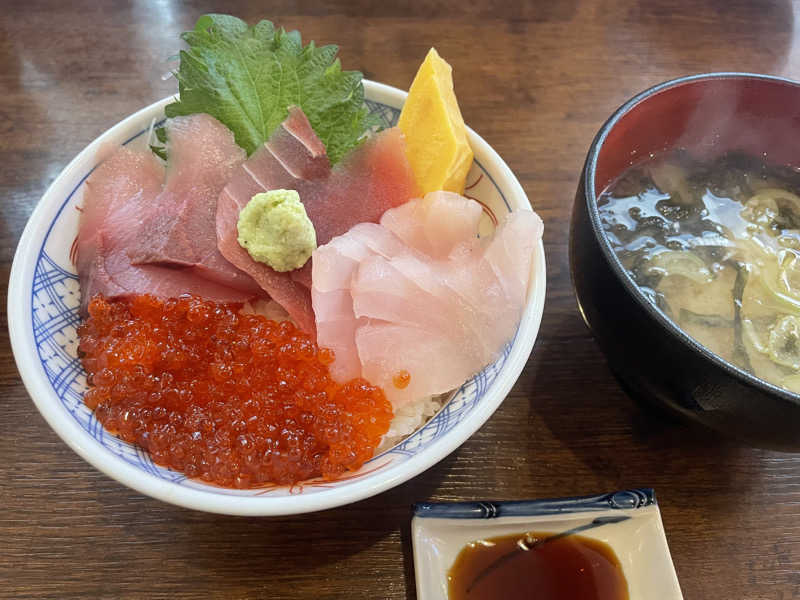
[311,191,543,407]
[484,210,542,308]
[380,191,483,258]
[356,322,477,406]
[352,256,454,333]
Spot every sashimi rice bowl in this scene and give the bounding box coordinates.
[9,15,545,515]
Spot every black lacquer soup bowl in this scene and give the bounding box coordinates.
[570,73,800,450]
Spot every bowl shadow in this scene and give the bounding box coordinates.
[522,309,760,510]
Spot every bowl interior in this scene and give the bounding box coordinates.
[586,73,800,406]
[594,74,800,196]
[10,81,546,515]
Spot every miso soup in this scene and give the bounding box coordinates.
[599,150,800,394]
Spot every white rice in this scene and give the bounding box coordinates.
[376,393,449,454]
[240,298,291,321]
[240,301,450,453]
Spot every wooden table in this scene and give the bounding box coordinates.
[2,1,799,597]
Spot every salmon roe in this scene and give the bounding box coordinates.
[77,294,393,488]
[392,370,411,389]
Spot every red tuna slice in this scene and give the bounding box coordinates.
[76,145,257,313]
[310,127,419,246]
[217,106,418,334]
[127,114,262,295]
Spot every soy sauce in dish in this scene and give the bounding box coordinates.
[447,531,628,600]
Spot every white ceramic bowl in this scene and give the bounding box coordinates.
[8,80,546,516]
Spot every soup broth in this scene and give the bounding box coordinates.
[599,150,800,394]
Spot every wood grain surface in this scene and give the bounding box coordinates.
[2,1,799,598]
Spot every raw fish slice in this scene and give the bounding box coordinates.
[312,223,418,380]
[314,291,362,382]
[219,108,418,332]
[103,234,255,303]
[77,148,164,312]
[387,252,452,300]
[311,287,357,323]
[126,114,260,295]
[79,233,128,306]
[436,212,539,364]
[440,255,513,357]
[380,191,482,258]
[217,188,317,334]
[355,254,495,368]
[352,256,454,333]
[484,210,542,308]
[130,115,242,265]
[264,106,330,180]
[311,193,542,406]
[345,223,411,260]
[311,128,418,246]
[311,231,374,380]
[224,164,264,206]
[290,263,313,289]
[76,144,256,311]
[312,236,369,294]
[192,250,262,293]
[356,322,476,406]
[77,148,165,262]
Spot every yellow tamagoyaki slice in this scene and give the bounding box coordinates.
[398,48,474,194]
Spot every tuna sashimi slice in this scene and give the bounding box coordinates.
[217,107,418,334]
[76,147,164,311]
[311,192,543,406]
[126,114,261,295]
[311,127,418,246]
[76,143,257,312]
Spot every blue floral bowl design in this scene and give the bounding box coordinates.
[9,81,546,515]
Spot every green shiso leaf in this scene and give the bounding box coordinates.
[150,144,168,161]
[163,14,379,163]
[150,126,168,160]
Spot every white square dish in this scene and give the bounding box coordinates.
[411,489,682,600]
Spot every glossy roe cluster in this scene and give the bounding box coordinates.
[77,295,393,488]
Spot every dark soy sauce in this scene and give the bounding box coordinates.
[447,531,629,600]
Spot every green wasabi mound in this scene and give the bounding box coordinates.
[237,189,317,272]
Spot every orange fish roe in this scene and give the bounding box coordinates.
[392,370,411,389]
[77,294,393,488]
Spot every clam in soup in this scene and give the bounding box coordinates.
[599,150,800,394]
